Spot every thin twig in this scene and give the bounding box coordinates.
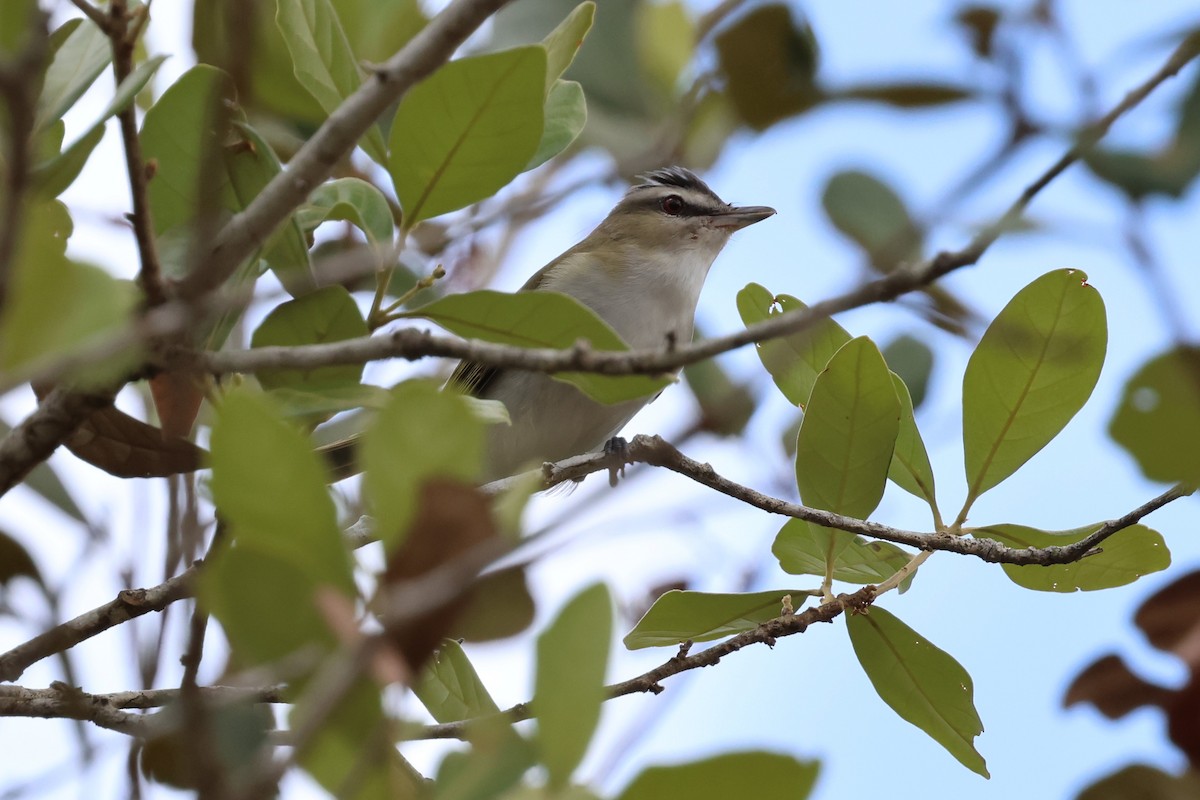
[68,0,113,33]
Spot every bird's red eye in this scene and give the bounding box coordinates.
[661,195,684,215]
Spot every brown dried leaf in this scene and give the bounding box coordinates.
[453,565,534,643]
[1135,570,1200,666]
[148,369,205,439]
[33,383,206,477]
[1063,653,1174,719]
[1168,678,1200,769]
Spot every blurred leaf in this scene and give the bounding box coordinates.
[1133,569,1200,656]
[269,383,390,419]
[453,566,536,642]
[541,1,594,93]
[954,6,1001,59]
[847,607,988,777]
[0,207,138,383]
[635,0,694,96]
[716,3,820,130]
[297,177,395,246]
[1076,765,1200,800]
[0,530,40,587]
[250,286,368,401]
[823,170,921,270]
[882,334,934,410]
[225,121,316,295]
[389,47,546,224]
[534,583,612,790]
[403,290,670,404]
[774,520,914,591]
[526,79,587,170]
[1109,345,1200,486]
[618,752,820,800]
[414,640,501,723]
[963,269,1106,504]
[361,381,485,551]
[140,65,237,239]
[1063,654,1174,720]
[623,588,801,649]
[836,82,973,107]
[35,17,109,129]
[275,0,388,163]
[140,702,272,790]
[0,417,85,523]
[682,90,739,169]
[1083,147,1200,199]
[433,719,536,800]
[33,55,168,198]
[0,0,38,55]
[148,369,205,440]
[331,0,426,64]
[682,351,755,437]
[973,523,1169,592]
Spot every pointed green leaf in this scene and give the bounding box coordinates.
[736,283,851,407]
[773,519,914,590]
[887,373,937,509]
[388,46,546,224]
[250,285,368,394]
[541,2,594,93]
[1109,345,1200,486]
[972,523,1169,592]
[962,269,1107,503]
[35,17,110,129]
[847,607,988,777]
[623,589,804,650]
[403,290,670,404]
[526,79,587,171]
[209,390,353,590]
[297,177,395,246]
[795,337,900,518]
[276,0,387,163]
[534,583,612,790]
[618,752,820,800]
[360,381,485,551]
[414,640,502,723]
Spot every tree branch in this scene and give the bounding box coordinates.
[174,0,515,300]
[184,35,1200,380]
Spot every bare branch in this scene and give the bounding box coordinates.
[0,564,195,683]
[175,0,516,300]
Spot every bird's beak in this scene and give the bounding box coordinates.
[709,205,777,231]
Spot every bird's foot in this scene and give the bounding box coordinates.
[603,436,629,487]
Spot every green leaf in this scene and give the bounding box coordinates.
[635,0,695,95]
[773,519,913,589]
[388,46,546,225]
[618,752,820,800]
[822,170,921,270]
[795,337,899,518]
[735,283,850,407]
[297,177,395,246]
[250,286,368,396]
[208,389,353,593]
[360,381,485,551]
[403,290,670,405]
[623,589,802,650]
[847,607,988,777]
[836,82,973,108]
[0,530,41,587]
[140,65,237,238]
[32,56,169,198]
[0,0,38,56]
[0,205,138,382]
[882,334,933,410]
[962,269,1107,504]
[1109,346,1200,486]
[972,523,1170,592]
[887,373,938,510]
[225,121,315,295]
[275,0,388,163]
[414,640,502,723]
[541,1,595,93]
[526,79,587,171]
[715,3,820,130]
[534,583,612,790]
[35,17,110,129]
[331,0,427,64]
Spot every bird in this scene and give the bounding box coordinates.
[324,167,774,483]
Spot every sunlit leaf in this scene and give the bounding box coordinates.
[962,269,1106,504]
[847,607,988,777]
[972,523,1169,592]
[534,583,612,790]
[388,47,546,224]
[403,290,670,404]
[624,589,803,649]
[541,1,594,92]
